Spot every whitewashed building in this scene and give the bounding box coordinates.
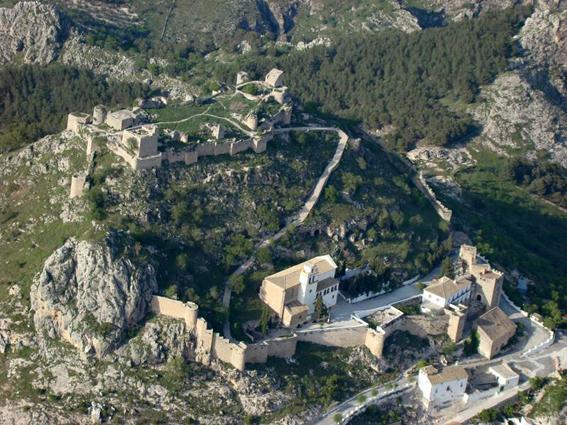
[421,276,473,311]
[489,363,519,391]
[418,365,468,409]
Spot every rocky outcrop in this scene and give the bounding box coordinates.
[31,233,157,358]
[520,0,567,101]
[0,1,64,65]
[471,72,567,166]
[116,317,193,366]
[423,0,526,20]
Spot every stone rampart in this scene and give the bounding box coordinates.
[150,296,198,330]
[149,293,412,370]
[230,140,251,155]
[134,154,163,170]
[196,142,215,156]
[297,325,368,347]
[195,317,214,364]
[164,150,186,164]
[413,173,453,222]
[213,142,230,156]
[245,334,298,364]
[213,334,247,371]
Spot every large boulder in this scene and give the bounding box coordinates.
[31,233,157,357]
[0,1,64,65]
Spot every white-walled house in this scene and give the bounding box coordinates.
[489,363,519,391]
[418,365,468,409]
[421,276,473,311]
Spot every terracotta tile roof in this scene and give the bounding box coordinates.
[424,276,472,300]
[425,366,468,384]
[316,277,339,292]
[264,255,337,289]
[477,307,516,341]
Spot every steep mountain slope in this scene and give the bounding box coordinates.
[0,1,64,64]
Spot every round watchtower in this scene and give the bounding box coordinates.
[185,301,199,331]
[93,105,107,126]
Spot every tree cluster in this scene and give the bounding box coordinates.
[0,64,147,153]
[506,158,566,207]
[278,7,530,151]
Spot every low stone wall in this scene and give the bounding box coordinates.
[413,173,453,222]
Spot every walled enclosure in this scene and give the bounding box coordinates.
[149,296,397,370]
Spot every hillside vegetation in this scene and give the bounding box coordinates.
[0,64,146,153]
[278,6,531,151]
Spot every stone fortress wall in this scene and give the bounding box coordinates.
[148,295,435,371]
[413,172,453,222]
[65,68,290,173]
[68,110,276,172]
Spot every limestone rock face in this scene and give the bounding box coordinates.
[471,72,567,167]
[116,318,193,366]
[0,1,64,65]
[31,234,157,358]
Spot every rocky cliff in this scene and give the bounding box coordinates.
[31,233,157,358]
[0,1,64,65]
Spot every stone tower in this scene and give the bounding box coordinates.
[474,267,504,309]
[211,124,225,140]
[297,263,318,312]
[459,245,477,272]
[93,105,107,125]
[184,301,199,331]
[445,304,468,343]
[365,327,386,358]
[245,113,258,130]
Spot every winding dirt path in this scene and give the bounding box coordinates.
[222,126,349,338]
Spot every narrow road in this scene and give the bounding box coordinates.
[222,127,349,338]
[331,266,440,321]
[315,378,415,425]
[313,293,560,425]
